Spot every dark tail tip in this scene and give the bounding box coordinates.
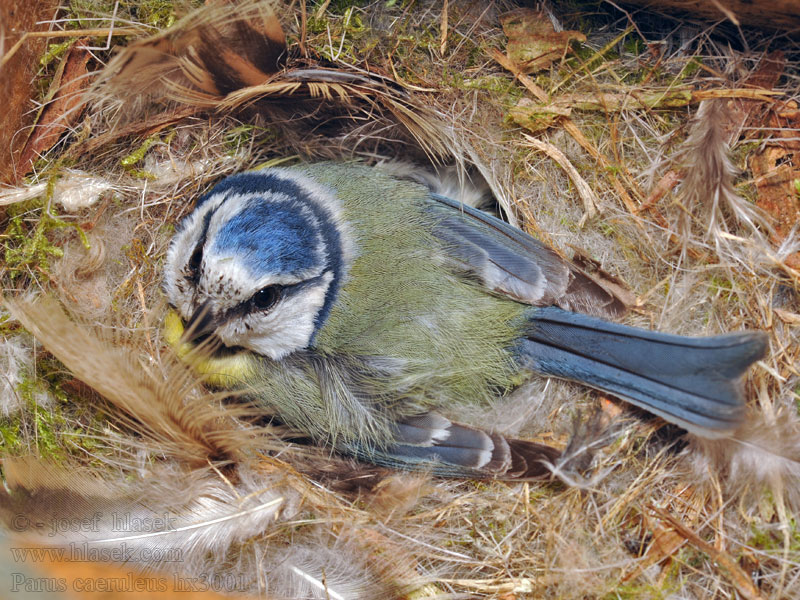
[502,438,561,479]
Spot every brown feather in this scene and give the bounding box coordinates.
[504,438,563,479]
[688,408,800,511]
[93,1,453,162]
[3,296,271,467]
[677,99,773,261]
[100,1,285,100]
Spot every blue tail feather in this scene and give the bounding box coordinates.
[518,307,768,435]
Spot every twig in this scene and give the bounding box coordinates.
[299,0,308,58]
[693,89,781,101]
[649,506,766,600]
[73,106,202,156]
[0,28,143,70]
[315,0,331,20]
[489,47,644,226]
[488,48,548,103]
[440,0,449,56]
[522,134,599,226]
[636,170,681,214]
[561,119,643,220]
[551,25,633,94]
[710,0,741,25]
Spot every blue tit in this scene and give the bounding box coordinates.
[162,163,768,479]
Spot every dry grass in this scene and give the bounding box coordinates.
[1,1,799,598]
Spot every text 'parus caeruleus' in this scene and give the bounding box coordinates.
[163,163,768,479]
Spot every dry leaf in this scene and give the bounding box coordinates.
[500,9,586,74]
[508,97,570,134]
[751,146,800,240]
[774,308,800,325]
[625,522,686,581]
[650,507,766,600]
[569,246,638,310]
[17,39,92,177]
[739,53,800,268]
[0,0,61,183]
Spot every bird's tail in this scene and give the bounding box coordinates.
[518,306,768,437]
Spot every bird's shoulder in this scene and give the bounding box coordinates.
[287,163,624,319]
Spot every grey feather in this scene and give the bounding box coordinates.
[427,192,626,317]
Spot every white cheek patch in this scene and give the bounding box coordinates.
[163,194,227,317]
[215,272,334,359]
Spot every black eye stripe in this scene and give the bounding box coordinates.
[187,243,203,281]
[184,209,214,282]
[221,272,331,323]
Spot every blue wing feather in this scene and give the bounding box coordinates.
[425,192,624,316]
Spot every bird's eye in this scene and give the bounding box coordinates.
[187,243,203,281]
[252,285,282,311]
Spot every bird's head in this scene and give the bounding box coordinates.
[163,171,352,360]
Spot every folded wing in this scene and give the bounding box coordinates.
[425,193,625,318]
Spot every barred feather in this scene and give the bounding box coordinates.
[677,99,772,265]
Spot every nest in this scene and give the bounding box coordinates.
[1,1,799,598]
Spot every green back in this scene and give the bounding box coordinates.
[215,163,529,448]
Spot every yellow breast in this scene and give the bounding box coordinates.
[164,310,257,387]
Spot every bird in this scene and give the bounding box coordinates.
[162,162,768,479]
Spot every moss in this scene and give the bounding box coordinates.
[3,204,64,282]
[67,0,195,31]
[2,175,91,283]
[460,74,521,98]
[0,314,12,337]
[599,221,617,238]
[12,374,64,458]
[120,133,165,179]
[68,0,123,30]
[708,275,735,303]
[749,516,800,552]
[305,1,442,69]
[0,418,23,453]
[224,124,282,156]
[604,580,675,600]
[129,0,180,29]
[39,40,74,70]
[0,348,114,460]
[314,0,374,14]
[682,57,703,79]
[622,35,645,57]
[306,4,384,62]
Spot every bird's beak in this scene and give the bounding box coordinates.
[182,300,219,344]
